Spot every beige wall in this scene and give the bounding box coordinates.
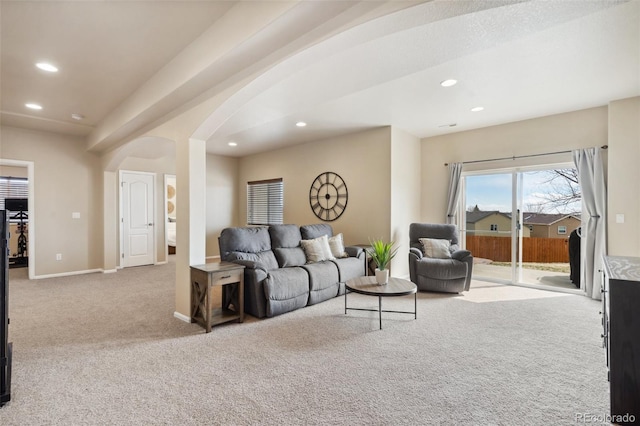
[238,127,392,247]
[1,126,103,276]
[421,107,608,225]
[608,96,640,256]
[390,127,421,277]
[206,154,239,258]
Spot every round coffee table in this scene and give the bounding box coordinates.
[344,276,417,329]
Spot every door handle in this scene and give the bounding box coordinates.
[148,223,153,226]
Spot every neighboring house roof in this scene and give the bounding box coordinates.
[466,210,510,224]
[467,210,581,226]
[522,212,581,226]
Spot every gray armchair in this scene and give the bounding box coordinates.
[408,223,473,293]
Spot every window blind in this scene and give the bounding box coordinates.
[247,178,283,225]
[0,177,28,211]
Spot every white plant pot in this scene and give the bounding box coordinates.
[375,268,389,285]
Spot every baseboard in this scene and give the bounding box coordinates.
[174,311,192,323]
[102,269,118,274]
[34,268,103,279]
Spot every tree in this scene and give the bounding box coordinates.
[531,168,581,213]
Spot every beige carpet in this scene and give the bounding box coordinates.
[0,261,609,425]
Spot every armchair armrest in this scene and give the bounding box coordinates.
[451,250,472,261]
[409,247,423,260]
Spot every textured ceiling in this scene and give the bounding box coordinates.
[1,1,638,158]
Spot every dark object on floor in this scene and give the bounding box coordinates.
[1,210,13,407]
[569,227,581,287]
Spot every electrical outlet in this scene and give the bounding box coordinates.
[56,253,62,261]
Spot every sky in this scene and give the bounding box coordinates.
[465,169,581,214]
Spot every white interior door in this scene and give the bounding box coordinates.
[121,171,155,267]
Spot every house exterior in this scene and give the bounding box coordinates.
[523,213,581,239]
[465,209,531,237]
[466,209,580,239]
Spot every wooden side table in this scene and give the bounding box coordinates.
[190,262,245,333]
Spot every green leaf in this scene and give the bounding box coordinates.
[366,238,398,271]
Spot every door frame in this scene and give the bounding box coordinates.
[164,174,176,260]
[461,161,583,294]
[119,170,157,268]
[0,158,35,279]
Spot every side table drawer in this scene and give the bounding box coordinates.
[213,271,243,286]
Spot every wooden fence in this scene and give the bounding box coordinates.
[465,235,569,263]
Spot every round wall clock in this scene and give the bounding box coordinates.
[309,171,348,221]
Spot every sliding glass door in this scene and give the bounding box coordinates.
[462,164,582,292]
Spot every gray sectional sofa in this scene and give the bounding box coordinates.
[218,224,365,318]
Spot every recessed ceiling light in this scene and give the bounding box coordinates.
[227,142,237,147]
[438,123,457,128]
[25,103,43,110]
[440,79,457,87]
[471,106,484,112]
[36,62,58,73]
[71,113,84,120]
[296,121,307,127]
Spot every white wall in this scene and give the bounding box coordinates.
[421,107,609,223]
[1,126,103,276]
[390,127,421,277]
[608,96,640,256]
[238,127,392,246]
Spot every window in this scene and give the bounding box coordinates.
[0,176,28,212]
[558,225,567,235]
[490,224,498,231]
[247,178,283,225]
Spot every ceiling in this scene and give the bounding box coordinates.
[1,1,639,158]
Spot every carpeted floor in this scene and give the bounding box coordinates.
[0,260,609,425]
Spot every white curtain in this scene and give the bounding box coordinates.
[446,163,463,225]
[573,148,607,300]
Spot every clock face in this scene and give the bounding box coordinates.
[309,172,348,221]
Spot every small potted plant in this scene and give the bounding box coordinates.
[367,238,398,285]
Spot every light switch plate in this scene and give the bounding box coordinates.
[616,213,624,224]
[72,212,81,219]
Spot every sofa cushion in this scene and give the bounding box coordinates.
[269,224,302,248]
[264,267,310,317]
[419,238,452,259]
[331,256,365,282]
[219,226,271,256]
[300,224,333,240]
[273,247,307,268]
[302,261,340,305]
[416,258,467,280]
[301,235,335,263]
[227,250,279,271]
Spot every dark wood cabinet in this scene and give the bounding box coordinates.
[603,256,640,423]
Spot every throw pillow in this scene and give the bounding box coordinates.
[300,234,335,263]
[328,233,349,258]
[419,238,452,259]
